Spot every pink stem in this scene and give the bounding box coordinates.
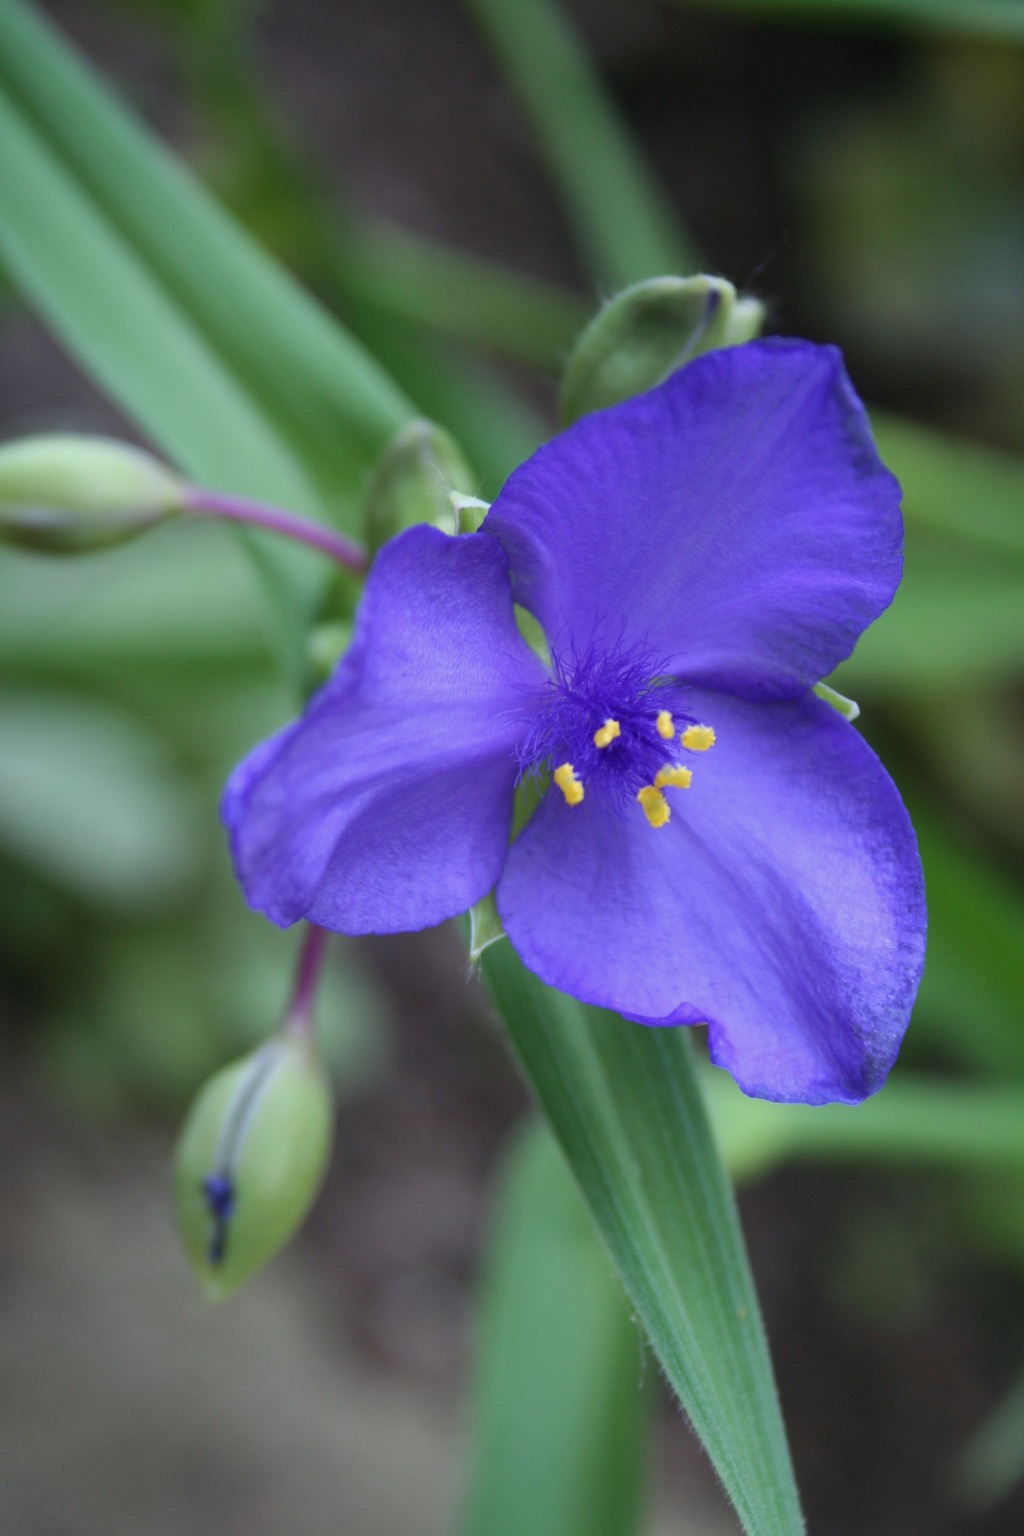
[284,924,330,1039]
[185,487,369,574]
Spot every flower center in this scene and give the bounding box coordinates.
[519,644,715,828]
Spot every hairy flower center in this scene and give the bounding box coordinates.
[519,644,715,828]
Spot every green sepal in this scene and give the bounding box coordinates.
[813,681,861,721]
[362,417,475,552]
[174,1034,334,1301]
[723,296,767,346]
[468,891,506,962]
[453,492,491,535]
[560,275,749,425]
[0,433,185,552]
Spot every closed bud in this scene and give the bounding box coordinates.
[174,1035,333,1301]
[723,296,767,346]
[362,418,475,552]
[560,275,760,425]
[0,435,185,553]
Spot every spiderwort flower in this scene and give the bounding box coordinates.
[223,339,926,1106]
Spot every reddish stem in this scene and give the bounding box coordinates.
[185,487,369,573]
[284,924,330,1039]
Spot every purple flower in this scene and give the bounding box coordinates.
[223,339,926,1106]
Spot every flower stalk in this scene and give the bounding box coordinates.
[184,486,369,573]
[283,923,330,1040]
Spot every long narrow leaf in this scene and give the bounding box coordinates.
[461,0,698,287]
[677,0,1024,42]
[462,1122,650,1536]
[0,0,411,513]
[0,86,335,660]
[342,220,590,372]
[706,1072,1024,1185]
[479,942,803,1536]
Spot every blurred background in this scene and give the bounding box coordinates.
[1,1,1024,1532]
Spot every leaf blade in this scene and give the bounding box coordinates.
[462,1121,650,1536]
[479,942,804,1536]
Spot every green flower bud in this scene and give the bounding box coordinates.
[723,296,767,347]
[561,275,752,426]
[363,418,476,553]
[0,435,185,553]
[174,1035,333,1301]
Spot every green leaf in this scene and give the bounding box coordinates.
[461,1121,650,1536]
[674,0,1024,42]
[957,1366,1024,1510]
[478,942,803,1536]
[461,0,697,287]
[704,1070,1024,1185]
[341,219,591,372]
[835,528,1024,692]
[0,524,272,674]
[0,689,202,908]
[911,804,1024,1076]
[0,0,411,514]
[874,413,1024,564]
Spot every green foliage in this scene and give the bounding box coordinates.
[461,1123,650,1536]
[461,0,698,286]
[675,0,1024,40]
[479,943,804,1536]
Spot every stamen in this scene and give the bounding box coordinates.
[682,724,716,752]
[593,717,621,749]
[554,762,584,806]
[637,785,671,828]
[655,710,675,741]
[654,764,692,790]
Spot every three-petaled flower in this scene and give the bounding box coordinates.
[223,339,926,1105]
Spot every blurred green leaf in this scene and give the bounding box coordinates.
[705,1071,1024,1185]
[957,1366,1024,1509]
[0,0,418,673]
[40,888,388,1114]
[677,0,1024,41]
[0,689,201,908]
[341,220,590,372]
[0,0,411,511]
[912,805,1024,1074]
[0,524,272,675]
[461,1121,649,1536]
[461,0,697,287]
[875,414,1024,562]
[836,527,1024,692]
[479,942,803,1536]
[88,0,549,482]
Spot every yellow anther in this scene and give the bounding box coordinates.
[554,762,584,807]
[655,710,675,741]
[681,724,716,752]
[637,785,671,828]
[654,764,692,790]
[593,718,621,749]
